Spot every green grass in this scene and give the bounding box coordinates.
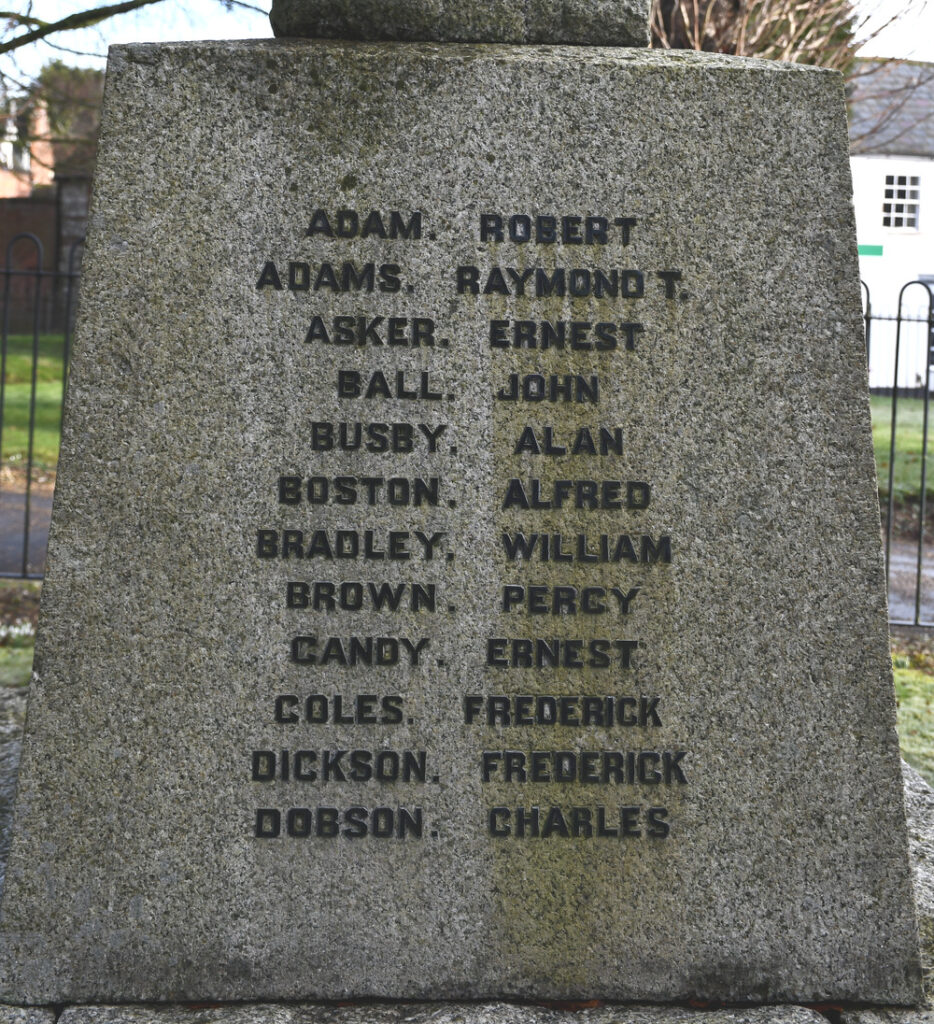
[895,664,934,786]
[0,334,67,386]
[872,395,934,505]
[0,580,40,686]
[0,334,67,470]
[0,645,32,688]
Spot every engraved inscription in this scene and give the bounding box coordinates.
[250,205,683,841]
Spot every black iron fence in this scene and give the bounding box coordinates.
[0,232,81,579]
[2,240,934,626]
[864,280,934,627]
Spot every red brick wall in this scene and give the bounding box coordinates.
[0,196,59,332]
[0,196,57,270]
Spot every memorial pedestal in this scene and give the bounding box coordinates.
[0,6,921,1009]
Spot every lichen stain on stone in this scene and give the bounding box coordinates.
[483,283,683,991]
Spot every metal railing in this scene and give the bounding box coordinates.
[0,232,81,579]
[864,280,934,627]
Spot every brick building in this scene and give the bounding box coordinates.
[1,95,92,331]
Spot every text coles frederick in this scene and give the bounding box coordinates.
[273,693,404,725]
[463,694,662,728]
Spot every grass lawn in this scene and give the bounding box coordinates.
[0,646,33,688]
[0,580,40,688]
[0,334,67,469]
[872,394,934,505]
[894,664,934,785]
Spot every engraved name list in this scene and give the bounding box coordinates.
[250,207,687,844]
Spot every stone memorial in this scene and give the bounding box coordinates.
[0,0,922,1008]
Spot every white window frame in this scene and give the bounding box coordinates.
[883,172,921,230]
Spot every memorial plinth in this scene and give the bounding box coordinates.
[0,17,921,1008]
[269,0,651,44]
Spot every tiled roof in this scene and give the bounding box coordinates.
[849,59,934,156]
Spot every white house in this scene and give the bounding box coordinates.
[850,60,934,389]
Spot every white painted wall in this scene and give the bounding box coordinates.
[852,153,934,389]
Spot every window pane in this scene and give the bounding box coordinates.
[881,175,920,229]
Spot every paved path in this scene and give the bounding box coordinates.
[888,537,934,625]
[0,487,51,578]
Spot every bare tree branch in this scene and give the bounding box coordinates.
[217,0,266,12]
[0,0,167,56]
[849,60,934,153]
[650,0,934,150]
[649,0,919,74]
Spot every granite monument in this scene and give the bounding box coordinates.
[0,0,921,1007]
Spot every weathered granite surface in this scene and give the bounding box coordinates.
[270,0,651,46]
[0,686,26,895]
[842,1011,934,1023]
[904,761,934,1000]
[0,1009,53,1024]
[0,39,919,1005]
[50,1005,833,1024]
